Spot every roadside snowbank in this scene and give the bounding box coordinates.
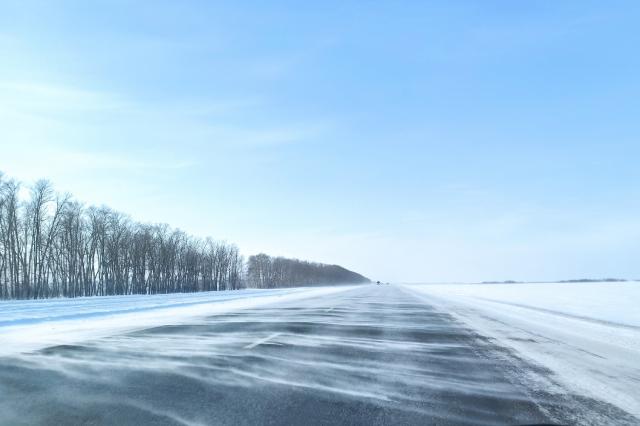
[403,282,640,420]
[0,286,356,356]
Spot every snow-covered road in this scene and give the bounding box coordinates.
[403,282,640,420]
[0,286,355,355]
[0,284,638,425]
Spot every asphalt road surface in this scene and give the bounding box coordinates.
[0,285,635,425]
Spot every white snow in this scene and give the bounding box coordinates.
[0,286,355,356]
[403,282,640,419]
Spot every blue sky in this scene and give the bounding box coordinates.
[1,1,639,282]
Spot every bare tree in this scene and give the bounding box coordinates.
[246,254,369,289]
[0,172,368,300]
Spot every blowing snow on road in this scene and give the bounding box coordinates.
[1,284,637,425]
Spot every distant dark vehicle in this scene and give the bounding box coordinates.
[376,281,381,285]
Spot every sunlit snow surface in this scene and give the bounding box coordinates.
[0,287,350,355]
[0,284,638,425]
[404,282,640,421]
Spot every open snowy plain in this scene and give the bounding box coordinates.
[0,283,638,425]
[404,281,640,421]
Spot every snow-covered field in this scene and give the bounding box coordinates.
[403,282,640,419]
[0,286,355,356]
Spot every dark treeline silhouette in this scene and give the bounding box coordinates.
[246,253,370,288]
[0,172,368,300]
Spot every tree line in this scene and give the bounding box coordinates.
[0,172,368,300]
[246,253,370,288]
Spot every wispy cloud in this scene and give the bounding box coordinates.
[0,78,329,189]
[0,79,327,148]
[50,151,196,172]
[0,81,126,113]
[200,122,330,147]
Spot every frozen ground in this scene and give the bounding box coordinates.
[0,284,637,425]
[403,282,640,420]
[0,286,355,356]
[2,284,635,426]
